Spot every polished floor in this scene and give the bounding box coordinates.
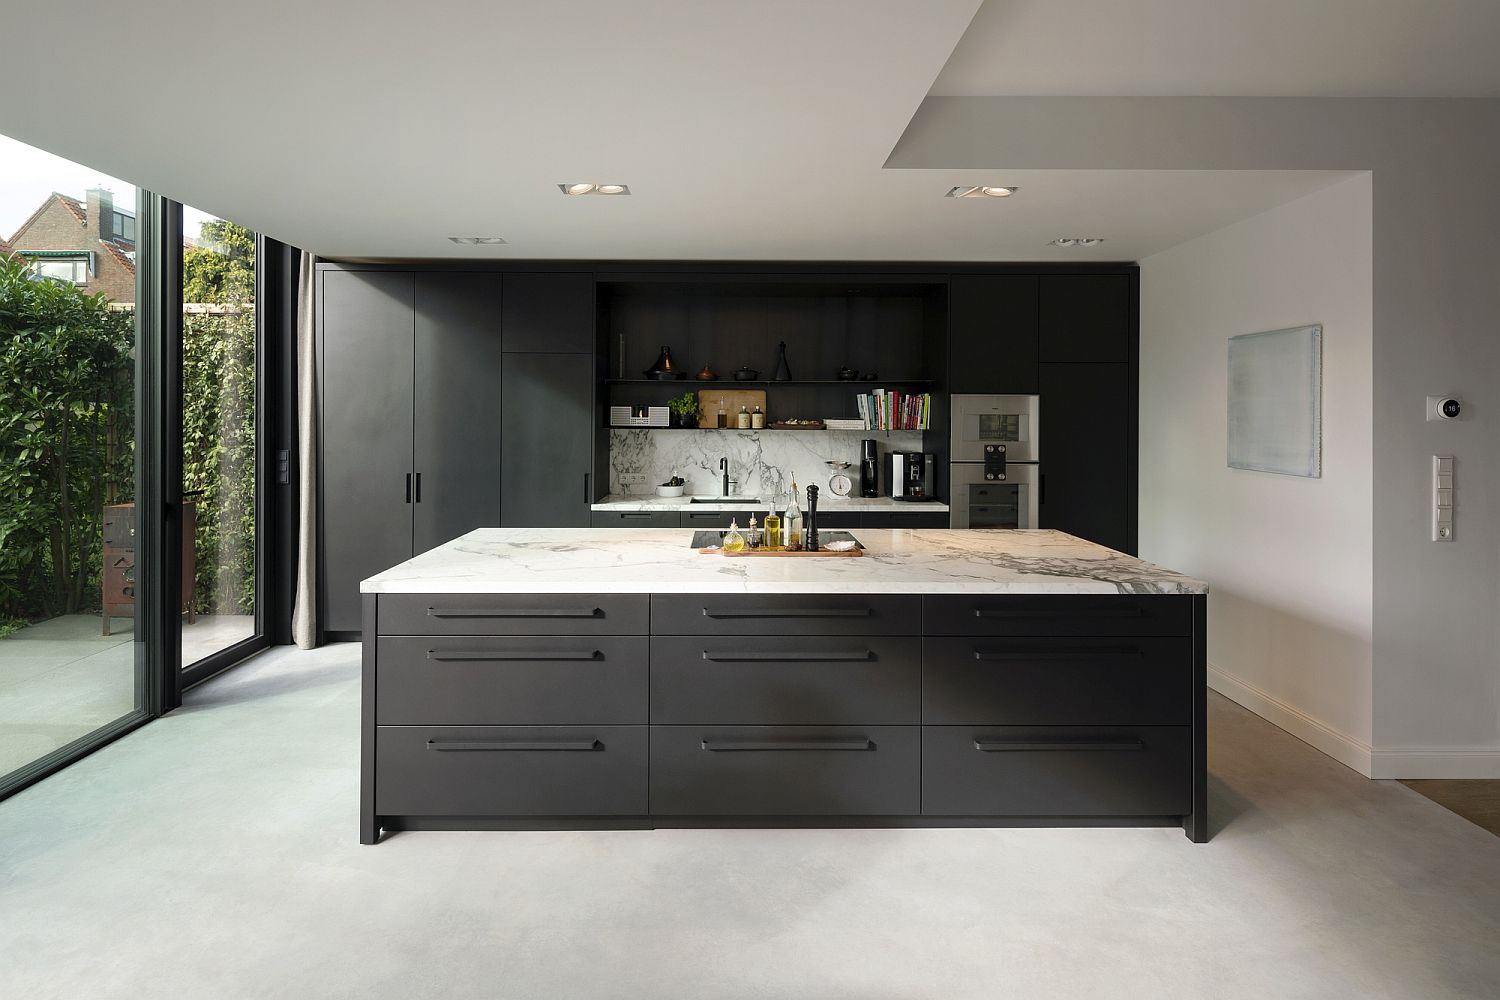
[1401,779,1500,838]
[0,613,253,780]
[1,643,1497,1000]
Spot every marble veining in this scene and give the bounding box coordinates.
[609,428,926,497]
[362,528,1208,595]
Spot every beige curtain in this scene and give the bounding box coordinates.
[292,251,319,647]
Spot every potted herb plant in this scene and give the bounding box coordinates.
[667,391,699,428]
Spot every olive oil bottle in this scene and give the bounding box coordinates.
[764,507,781,549]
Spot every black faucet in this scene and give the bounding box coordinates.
[720,457,729,497]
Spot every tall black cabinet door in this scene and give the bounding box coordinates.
[414,273,504,553]
[501,353,594,527]
[320,270,415,632]
[1039,275,1131,362]
[501,273,595,354]
[949,275,1038,394]
[1039,363,1133,554]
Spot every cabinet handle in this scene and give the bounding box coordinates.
[426,739,602,752]
[702,649,873,662]
[584,472,591,504]
[415,472,422,503]
[405,473,412,504]
[427,607,603,619]
[972,646,1142,661]
[428,650,602,661]
[973,738,1144,752]
[972,607,1145,620]
[701,738,873,752]
[702,607,871,619]
[619,512,659,518]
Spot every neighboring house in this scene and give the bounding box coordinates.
[6,187,136,304]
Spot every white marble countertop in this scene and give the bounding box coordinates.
[362,528,1207,596]
[592,493,949,512]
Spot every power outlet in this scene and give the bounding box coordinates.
[619,473,647,486]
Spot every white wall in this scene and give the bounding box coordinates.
[1139,175,1374,769]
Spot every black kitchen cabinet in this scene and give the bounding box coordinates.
[591,511,681,528]
[501,353,594,527]
[1039,274,1131,363]
[1039,363,1133,553]
[502,273,595,353]
[949,275,1038,393]
[863,511,950,529]
[321,270,415,633]
[414,273,503,553]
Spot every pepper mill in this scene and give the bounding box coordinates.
[805,484,820,552]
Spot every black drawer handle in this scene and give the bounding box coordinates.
[972,647,1143,662]
[702,738,873,752]
[428,650,603,662]
[427,607,603,619]
[973,738,1144,752]
[702,607,872,619]
[426,739,602,752]
[702,649,873,662]
[972,607,1146,620]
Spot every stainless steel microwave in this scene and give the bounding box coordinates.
[951,394,1040,464]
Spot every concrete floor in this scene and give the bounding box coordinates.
[1,643,1497,1000]
[0,613,253,779]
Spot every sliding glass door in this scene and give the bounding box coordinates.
[179,208,262,680]
[0,136,152,790]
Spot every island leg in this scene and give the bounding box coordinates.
[1183,593,1208,843]
[360,593,380,845]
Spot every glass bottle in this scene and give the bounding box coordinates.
[737,405,751,429]
[783,479,802,547]
[747,514,759,549]
[722,518,745,552]
[763,507,781,549]
[751,404,765,429]
[717,397,727,428]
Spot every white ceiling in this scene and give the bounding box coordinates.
[0,2,1472,261]
[932,0,1500,98]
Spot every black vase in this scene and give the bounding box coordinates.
[771,341,793,381]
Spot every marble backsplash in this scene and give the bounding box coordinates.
[609,428,927,498]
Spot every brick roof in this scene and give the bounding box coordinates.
[57,194,86,225]
[99,239,135,275]
[0,236,16,259]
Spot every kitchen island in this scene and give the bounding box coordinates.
[359,528,1209,844]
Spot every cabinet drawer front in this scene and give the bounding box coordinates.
[923,637,1190,725]
[376,725,646,816]
[378,593,647,635]
[924,595,1191,637]
[650,726,919,816]
[650,636,920,724]
[651,594,921,636]
[590,511,681,528]
[921,726,1190,817]
[680,509,758,528]
[377,636,648,725]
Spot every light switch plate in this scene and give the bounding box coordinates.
[1433,455,1455,541]
[619,473,647,486]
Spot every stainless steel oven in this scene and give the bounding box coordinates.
[951,394,1039,464]
[949,394,1040,528]
[950,461,1038,529]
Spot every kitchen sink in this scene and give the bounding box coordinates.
[688,496,762,503]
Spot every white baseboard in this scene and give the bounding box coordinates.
[1208,663,1500,779]
[1207,662,1373,776]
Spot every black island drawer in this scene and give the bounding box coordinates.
[651,594,921,636]
[651,636,920,724]
[923,637,1191,725]
[376,725,647,816]
[376,636,648,725]
[591,511,681,528]
[650,726,919,816]
[924,595,1192,637]
[377,593,648,636]
[921,726,1191,817]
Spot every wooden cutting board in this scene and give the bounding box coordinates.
[696,388,767,428]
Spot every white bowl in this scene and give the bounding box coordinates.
[656,484,685,498]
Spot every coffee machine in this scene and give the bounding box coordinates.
[859,439,880,498]
[883,451,935,501]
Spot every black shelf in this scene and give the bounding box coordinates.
[605,378,937,387]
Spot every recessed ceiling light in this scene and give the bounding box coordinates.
[1050,237,1105,247]
[559,183,630,196]
[448,236,508,245]
[946,185,1019,199]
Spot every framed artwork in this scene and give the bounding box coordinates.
[1227,324,1322,478]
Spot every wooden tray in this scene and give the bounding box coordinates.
[698,545,862,557]
[696,389,767,428]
